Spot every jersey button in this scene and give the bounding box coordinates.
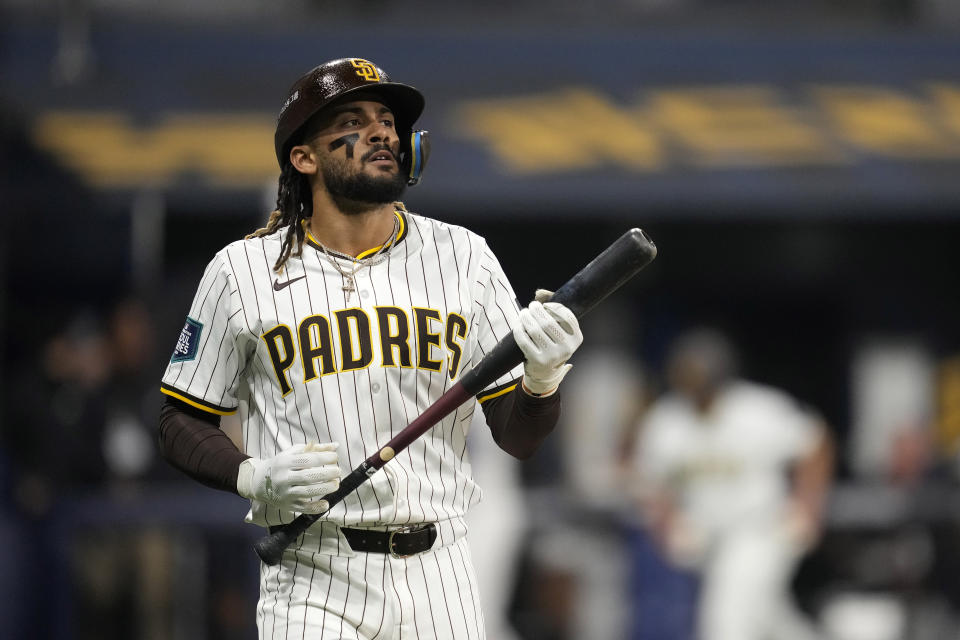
[360,290,370,299]
[372,383,381,393]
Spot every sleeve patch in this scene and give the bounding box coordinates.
[171,317,203,363]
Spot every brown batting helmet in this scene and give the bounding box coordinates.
[274,57,427,182]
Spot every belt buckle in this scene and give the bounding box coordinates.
[388,525,419,559]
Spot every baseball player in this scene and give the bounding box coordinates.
[157,57,583,639]
[629,329,833,640]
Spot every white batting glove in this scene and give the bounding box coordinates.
[513,290,583,397]
[236,442,341,514]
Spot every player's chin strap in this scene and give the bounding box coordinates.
[403,130,430,186]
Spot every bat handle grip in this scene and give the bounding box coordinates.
[253,463,374,565]
[253,517,315,565]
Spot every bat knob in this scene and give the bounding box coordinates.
[254,530,293,566]
[628,227,658,262]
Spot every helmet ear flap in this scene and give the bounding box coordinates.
[403,130,430,186]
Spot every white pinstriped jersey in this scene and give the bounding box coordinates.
[161,207,523,531]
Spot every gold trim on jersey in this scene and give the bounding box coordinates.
[356,208,407,259]
[303,206,408,259]
[477,381,519,404]
[160,384,238,415]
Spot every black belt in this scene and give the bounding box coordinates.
[265,523,438,558]
[341,524,437,558]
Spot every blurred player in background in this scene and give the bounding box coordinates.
[157,57,583,638]
[629,328,834,640]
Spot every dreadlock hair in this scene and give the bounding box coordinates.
[247,162,314,273]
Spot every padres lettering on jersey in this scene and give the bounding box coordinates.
[260,305,468,396]
[161,208,523,530]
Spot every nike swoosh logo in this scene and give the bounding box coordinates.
[273,275,307,291]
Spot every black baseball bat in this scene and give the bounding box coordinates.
[253,227,658,565]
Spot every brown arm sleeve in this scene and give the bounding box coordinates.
[480,381,561,459]
[158,396,250,494]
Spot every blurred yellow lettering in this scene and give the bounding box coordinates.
[812,85,960,158]
[648,87,841,166]
[929,83,960,141]
[33,112,276,187]
[456,89,663,172]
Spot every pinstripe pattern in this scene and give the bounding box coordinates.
[162,208,518,637]
[257,531,485,639]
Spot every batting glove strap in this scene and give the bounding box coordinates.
[522,363,572,397]
[236,457,260,499]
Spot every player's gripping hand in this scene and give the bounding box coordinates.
[513,289,583,397]
[236,442,341,514]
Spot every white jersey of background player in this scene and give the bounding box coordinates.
[157,58,583,639]
[631,329,833,640]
